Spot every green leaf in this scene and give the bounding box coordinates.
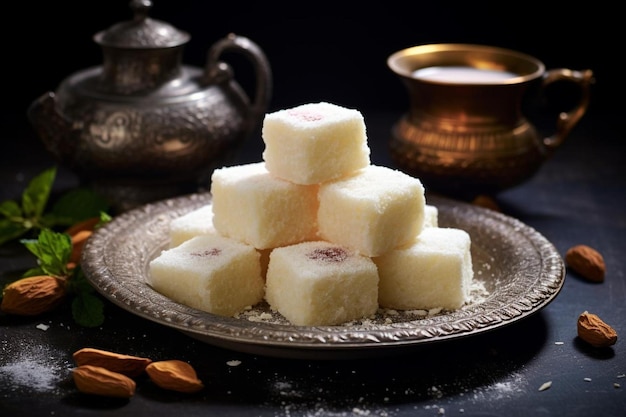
[51,188,110,224]
[98,211,113,225]
[22,266,45,278]
[66,266,95,295]
[39,212,75,230]
[22,167,56,219]
[0,219,28,246]
[72,292,105,328]
[21,228,71,277]
[0,200,22,219]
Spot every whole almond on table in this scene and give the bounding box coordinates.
[73,347,153,377]
[146,360,204,393]
[73,365,136,398]
[0,275,66,315]
[577,311,618,348]
[565,244,606,282]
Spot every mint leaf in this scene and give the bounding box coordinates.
[72,292,105,328]
[0,219,28,246]
[51,187,110,226]
[0,167,56,245]
[22,266,46,278]
[0,166,111,247]
[67,266,107,328]
[21,228,71,277]
[0,200,22,218]
[66,266,95,295]
[98,211,113,225]
[22,166,56,220]
[0,199,27,245]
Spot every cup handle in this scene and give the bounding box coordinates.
[542,68,594,151]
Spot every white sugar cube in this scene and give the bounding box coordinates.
[262,102,370,184]
[149,234,264,317]
[317,165,426,257]
[424,204,438,228]
[375,227,473,310]
[265,241,379,326]
[210,162,318,249]
[169,204,217,248]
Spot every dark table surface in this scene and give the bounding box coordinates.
[1,101,625,416]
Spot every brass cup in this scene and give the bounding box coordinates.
[387,43,593,199]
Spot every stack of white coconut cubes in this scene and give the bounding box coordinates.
[149,102,473,326]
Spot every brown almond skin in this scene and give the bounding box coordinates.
[64,217,100,237]
[577,311,617,347]
[1,275,66,316]
[146,360,204,393]
[73,365,136,398]
[566,245,605,283]
[73,348,152,377]
[471,195,501,212]
[65,217,100,265]
[69,230,93,265]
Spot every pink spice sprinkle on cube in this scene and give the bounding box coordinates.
[287,109,324,121]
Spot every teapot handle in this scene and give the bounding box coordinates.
[542,68,594,151]
[204,33,273,136]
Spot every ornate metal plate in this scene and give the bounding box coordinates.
[82,193,565,359]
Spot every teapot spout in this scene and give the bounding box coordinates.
[27,92,78,163]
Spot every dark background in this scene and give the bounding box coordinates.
[2,1,617,137]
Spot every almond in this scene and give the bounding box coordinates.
[65,217,101,237]
[146,360,204,393]
[73,348,152,377]
[69,230,93,265]
[577,311,617,348]
[73,365,136,398]
[566,245,605,282]
[471,195,501,212]
[0,275,66,316]
[65,217,100,266]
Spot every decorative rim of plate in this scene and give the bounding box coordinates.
[82,193,565,356]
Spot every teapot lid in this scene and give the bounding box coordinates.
[93,0,190,49]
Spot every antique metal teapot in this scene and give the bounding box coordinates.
[28,0,272,212]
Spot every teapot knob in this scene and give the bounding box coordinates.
[130,0,152,20]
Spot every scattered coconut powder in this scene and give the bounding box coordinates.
[0,340,70,396]
[235,279,490,326]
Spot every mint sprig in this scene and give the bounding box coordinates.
[19,228,105,328]
[0,166,110,246]
[21,228,72,278]
[0,166,111,327]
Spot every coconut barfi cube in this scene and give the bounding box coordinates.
[169,204,217,248]
[210,162,318,249]
[317,165,426,257]
[424,204,439,228]
[261,102,370,184]
[375,227,473,311]
[265,241,379,326]
[148,234,264,317]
